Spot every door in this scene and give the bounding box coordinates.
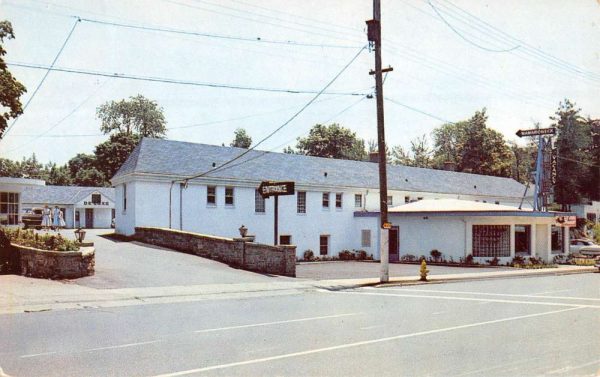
[389,226,399,262]
[85,208,94,228]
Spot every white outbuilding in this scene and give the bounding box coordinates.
[21,186,115,228]
[0,177,46,225]
[111,138,557,260]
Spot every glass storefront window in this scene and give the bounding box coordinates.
[0,192,19,225]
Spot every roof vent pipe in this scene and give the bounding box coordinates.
[368,152,379,163]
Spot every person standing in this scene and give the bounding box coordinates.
[41,205,51,232]
[52,206,60,232]
[58,208,66,231]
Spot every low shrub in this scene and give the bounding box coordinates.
[430,249,442,262]
[553,254,568,264]
[486,257,500,266]
[400,254,417,262]
[3,228,79,252]
[460,254,476,265]
[510,255,525,266]
[303,249,314,261]
[0,228,19,274]
[354,249,367,260]
[338,250,355,261]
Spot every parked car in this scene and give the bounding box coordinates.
[569,239,600,255]
[22,208,43,229]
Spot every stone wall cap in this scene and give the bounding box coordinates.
[12,243,84,256]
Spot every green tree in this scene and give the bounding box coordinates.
[45,163,72,186]
[588,119,600,201]
[230,128,252,148]
[432,109,513,177]
[94,132,140,182]
[0,158,20,177]
[507,140,536,184]
[18,154,47,180]
[0,20,27,138]
[96,94,167,137]
[294,124,366,161]
[551,99,592,208]
[73,167,106,187]
[67,153,96,179]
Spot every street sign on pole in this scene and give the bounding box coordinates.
[516,128,556,137]
[258,181,295,245]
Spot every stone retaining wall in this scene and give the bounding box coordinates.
[134,227,296,277]
[14,244,95,279]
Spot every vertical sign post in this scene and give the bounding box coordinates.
[258,181,295,245]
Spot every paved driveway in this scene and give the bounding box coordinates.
[296,261,513,280]
[58,229,287,289]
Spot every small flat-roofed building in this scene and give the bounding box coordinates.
[21,186,115,229]
[0,177,46,225]
[356,199,572,263]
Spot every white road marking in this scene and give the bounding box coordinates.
[368,287,600,302]
[152,307,582,377]
[533,289,572,295]
[84,340,162,352]
[359,325,382,330]
[193,313,359,333]
[0,365,11,377]
[337,290,600,308]
[19,351,57,358]
[546,358,600,375]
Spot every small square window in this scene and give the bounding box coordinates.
[322,192,330,208]
[387,196,393,206]
[92,193,101,204]
[207,186,216,205]
[335,193,342,208]
[354,194,362,208]
[417,197,423,201]
[279,235,292,245]
[225,187,234,205]
[405,196,410,204]
[361,229,371,247]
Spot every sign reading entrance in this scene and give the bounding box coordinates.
[258,181,295,198]
[515,127,556,137]
[258,181,295,245]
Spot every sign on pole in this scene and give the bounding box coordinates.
[258,181,295,245]
[515,128,556,137]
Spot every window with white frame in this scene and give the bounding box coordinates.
[91,193,101,204]
[225,187,234,205]
[322,192,330,208]
[255,189,265,213]
[297,191,306,213]
[207,186,216,205]
[387,196,393,206]
[551,226,564,254]
[279,235,292,245]
[354,194,362,208]
[472,225,510,257]
[335,193,343,208]
[515,225,531,255]
[404,196,410,204]
[0,192,19,225]
[122,184,127,211]
[361,229,371,247]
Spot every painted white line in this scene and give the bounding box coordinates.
[193,313,359,333]
[152,307,582,377]
[533,289,572,295]
[19,351,57,358]
[338,290,600,308]
[85,340,162,352]
[368,287,600,302]
[0,365,12,377]
[546,358,600,375]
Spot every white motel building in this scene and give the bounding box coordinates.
[111,138,573,263]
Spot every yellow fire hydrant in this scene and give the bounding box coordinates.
[419,259,429,281]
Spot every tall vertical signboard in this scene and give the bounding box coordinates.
[258,181,295,245]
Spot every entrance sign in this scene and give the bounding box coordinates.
[258,181,295,198]
[258,181,295,245]
[516,127,556,138]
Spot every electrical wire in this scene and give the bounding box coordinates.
[78,17,361,49]
[180,45,367,182]
[7,62,369,97]
[2,18,80,139]
[384,97,455,124]
[427,0,519,53]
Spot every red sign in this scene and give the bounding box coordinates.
[555,215,576,227]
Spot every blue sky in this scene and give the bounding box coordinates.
[1,0,599,165]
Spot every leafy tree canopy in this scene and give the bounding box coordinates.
[0,20,27,138]
[96,94,167,138]
[94,132,140,182]
[230,128,252,148]
[292,123,366,161]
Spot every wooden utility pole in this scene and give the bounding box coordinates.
[367,0,392,282]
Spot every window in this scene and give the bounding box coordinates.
[387,196,393,206]
[354,194,362,208]
[551,226,564,254]
[279,235,292,245]
[123,184,127,211]
[472,225,510,257]
[515,225,531,256]
[322,192,330,208]
[225,187,234,205]
[111,208,115,219]
[255,189,265,213]
[91,193,101,204]
[417,197,423,201]
[335,193,343,208]
[207,186,216,205]
[319,235,329,255]
[405,196,410,204]
[361,229,371,247]
[0,192,19,225]
[495,201,500,205]
[297,191,306,214]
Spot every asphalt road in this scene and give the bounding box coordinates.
[1,273,598,377]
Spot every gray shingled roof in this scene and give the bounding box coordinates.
[22,186,115,205]
[113,138,527,198]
